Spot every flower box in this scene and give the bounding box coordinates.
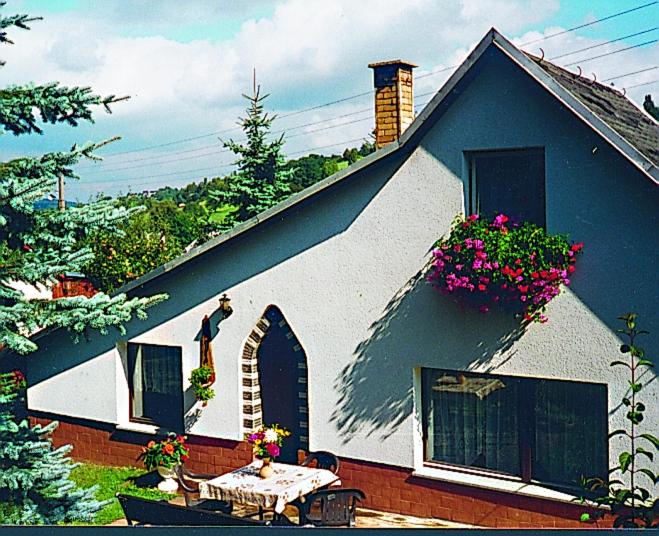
[426,213,582,322]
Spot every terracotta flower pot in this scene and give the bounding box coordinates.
[259,458,274,479]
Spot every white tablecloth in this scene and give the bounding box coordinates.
[198,461,340,514]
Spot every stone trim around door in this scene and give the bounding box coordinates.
[240,307,309,451]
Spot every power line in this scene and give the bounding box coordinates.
[79,137,370,188]
[520,1,658,46]
[564,39,657,67]
[549,27,657,60]
[78,19,659,171]
[602,65,658,82]
[625,79,658,88]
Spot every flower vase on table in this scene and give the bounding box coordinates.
[259,457,274,479]
[246,424,291,479]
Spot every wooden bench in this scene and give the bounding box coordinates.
[116,493,273,526]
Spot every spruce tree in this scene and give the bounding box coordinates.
[0,4,166,524]
[210,86,293,229]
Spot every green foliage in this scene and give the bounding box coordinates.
[580,314,657,528]
[209,87,293,229]
[69,463,175,525]
[0,373,110,524]
[189,365,215,403]
[643,95,658,121]
[0,4,167,524]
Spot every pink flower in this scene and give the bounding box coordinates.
[468,214,479,221]
[266,443,280,457]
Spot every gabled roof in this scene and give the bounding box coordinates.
[113,28,658,296]
[528,53,658,168]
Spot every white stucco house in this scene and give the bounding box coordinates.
[10,29,658,528]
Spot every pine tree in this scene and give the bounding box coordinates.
[0,372,108,524]
[209,86,293,229]
[0,4,166,523]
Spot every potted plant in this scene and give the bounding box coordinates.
[189,366,215,406]
[245,424,291,478]
[426,213,582,322]
[138,433,190,491]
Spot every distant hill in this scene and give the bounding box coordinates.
[34,199,80,210]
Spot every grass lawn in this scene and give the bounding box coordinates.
[69,463,176,525]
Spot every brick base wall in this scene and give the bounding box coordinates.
[29,412,252,476]
[31,411,606,528]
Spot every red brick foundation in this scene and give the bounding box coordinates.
[29,412,252,476]
[31,411,607,528]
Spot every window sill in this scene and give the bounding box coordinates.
[412,465,579,505]
[115,422,160,435]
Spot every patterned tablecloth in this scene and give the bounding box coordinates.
[198,461,340,514]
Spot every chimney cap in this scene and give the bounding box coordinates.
[368,59,418,69]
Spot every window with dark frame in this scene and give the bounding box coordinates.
[468,147,546,228]
[421,368,608,491]
[128,343,184,431]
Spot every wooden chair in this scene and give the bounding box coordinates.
[295,488,365,527]
[300,451,340,474]
[116,493,270,526]
[174,464,233,514]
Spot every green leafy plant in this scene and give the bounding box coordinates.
[189,366,215,405]
[580,313,657,528]
[137,433,189,471]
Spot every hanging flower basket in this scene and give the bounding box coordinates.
[426,213,583,322]
[189,365,216,406]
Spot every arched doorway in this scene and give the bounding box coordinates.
[241,306,309,463]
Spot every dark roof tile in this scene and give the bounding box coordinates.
[525,52,659,167]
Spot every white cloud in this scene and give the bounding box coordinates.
[1,0,655,198]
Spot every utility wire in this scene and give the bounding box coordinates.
[520,1,658,46]
[79,137,369,188]
[625,79,658,88]
[548,27,657,60]
[93,3,657,160]
[564,39,657,67]
[602,65,658,82]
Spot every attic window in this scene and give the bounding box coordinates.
[467,147,546,228]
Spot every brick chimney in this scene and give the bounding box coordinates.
[368,60,417,148]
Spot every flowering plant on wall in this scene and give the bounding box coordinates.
[189,366,215,406]
[426,213,582,322]
[138,432,190,470]
[245,424,291,460]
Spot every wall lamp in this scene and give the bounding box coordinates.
[219,293,233,316]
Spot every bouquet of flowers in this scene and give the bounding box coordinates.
[189,365,216,405]
[138,432,190,470]
[426,213,582,322]
[245,424,291,460]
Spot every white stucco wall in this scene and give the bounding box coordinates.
[26,46,657,485]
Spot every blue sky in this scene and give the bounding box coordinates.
[2,0,657,200]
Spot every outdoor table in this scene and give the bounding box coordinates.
[198,460,341,516]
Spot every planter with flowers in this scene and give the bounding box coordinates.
[189,366,215,406]
[138,433,190,491]
[426,213,583,323]
[245,424,291,478]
